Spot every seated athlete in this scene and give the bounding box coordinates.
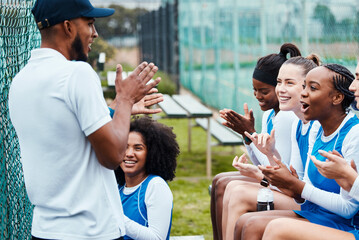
[222,54,320,240]
[261,61,359,240]
[115,116,179,240]
[211,43,300,240]
[236,63,359,240]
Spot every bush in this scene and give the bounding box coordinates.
[88,37,116,69]
[154,71,177,95]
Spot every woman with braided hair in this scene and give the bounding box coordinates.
[234,63,359,240]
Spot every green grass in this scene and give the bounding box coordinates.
[157,118,243,239]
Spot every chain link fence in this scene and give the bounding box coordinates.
[177,0,359,129]
[1,0,40,238]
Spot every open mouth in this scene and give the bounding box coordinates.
[301,101,309,112]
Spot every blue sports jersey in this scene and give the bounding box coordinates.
[295,114,359,231]
[308,115,359,193]
[119,175,172,240]
[296,120,314,170]
[266,109,275,134]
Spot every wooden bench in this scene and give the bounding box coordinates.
[195,118,243,146]
[158,94,188,118]
[158,94,242,178]
[158,94,213,177]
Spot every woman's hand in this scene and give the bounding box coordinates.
[232,154,263,181]
[258,156,305,200]
[311,150,358,192]
[244,129,280,166]
[131,87,163,115]
[219,103,255,142]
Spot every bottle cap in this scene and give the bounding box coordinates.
[257,188,274,202]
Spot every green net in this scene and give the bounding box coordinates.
[1,0,40,239]
[178,0,359,130]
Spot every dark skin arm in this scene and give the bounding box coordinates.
[88,62,160,170]
[219,103,255,144]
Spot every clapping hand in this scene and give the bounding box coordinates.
[244,129,280,166]
[232,154,263,181]
[219,103,255,142]
[258,156,304,200]
[115,62,160,105]
[131,87,163,115]
[311,150,358,192]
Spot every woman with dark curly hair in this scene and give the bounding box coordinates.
[115,116,179,240]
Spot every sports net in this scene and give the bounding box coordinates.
[0,0,40,239]
[178,0,359,129]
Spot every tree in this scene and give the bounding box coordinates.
[313,4,336,37]
[94,5,148,39]
[88,37,116,68]
[354,11,359,43]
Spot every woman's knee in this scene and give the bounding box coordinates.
[212,172,226,186]
[215,177,235,198]
[229,184,257,208]
[232,213,255,239]
[240,215,268,239]
[212,172,238,186]
[262,218,288,240]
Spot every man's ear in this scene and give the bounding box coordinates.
[332,91,344,106]
[62,20,75,38]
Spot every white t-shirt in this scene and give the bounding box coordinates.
[122,177,173,240]
[9,48,125,239]
[246,110,297,166]
[301,112,359,218]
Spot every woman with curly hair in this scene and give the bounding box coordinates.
[115,116,179,240]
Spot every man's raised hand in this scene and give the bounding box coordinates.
[115,62,161,105]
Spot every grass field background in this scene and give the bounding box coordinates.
[157,118,244,240]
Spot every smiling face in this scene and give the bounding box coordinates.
[349,62,359,109]
[276,64,305,114]
[70,17,98,61]
[252,78,279,112]
[300,66,336,121]
[120,132,148,181]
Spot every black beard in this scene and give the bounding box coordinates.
[70,34,87,62]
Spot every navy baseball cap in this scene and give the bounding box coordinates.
[32,0,115,29]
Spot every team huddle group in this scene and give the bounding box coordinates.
[210,43,359,240]
[7,0,359,239]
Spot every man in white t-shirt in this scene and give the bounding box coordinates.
[9,0,163,239]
